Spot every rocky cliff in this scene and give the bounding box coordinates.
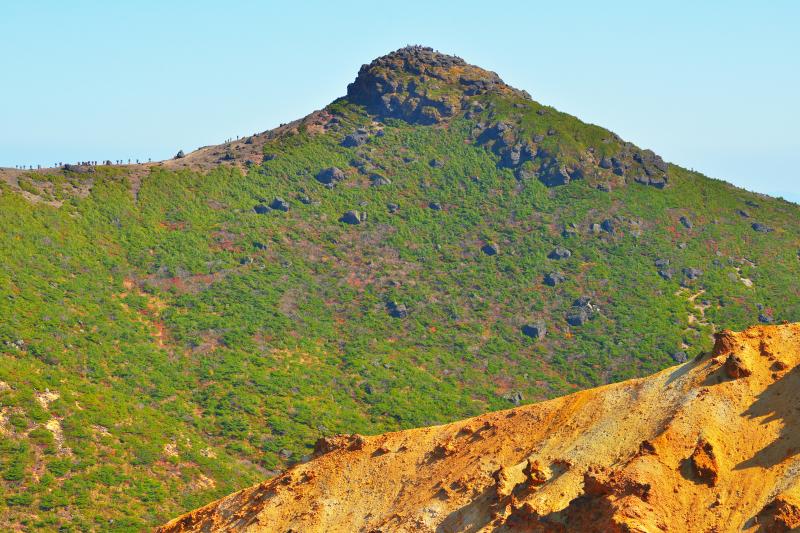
[159,322,800,532]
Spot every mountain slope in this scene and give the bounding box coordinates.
[159,323,800,532]
[1,46,799,529]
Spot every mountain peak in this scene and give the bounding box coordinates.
[346,46,526,124]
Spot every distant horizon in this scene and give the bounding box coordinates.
[2,1,798,202]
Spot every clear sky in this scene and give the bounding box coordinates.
[1,1,798,201]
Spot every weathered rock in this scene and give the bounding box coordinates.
[759,313,774,324]
[387,202,399,213]
[680,216,693,229]
[566,307,589,326]
[671,351,688,363]
[370,174,392,186]
[683,267,703,280]
[522,321,547,340]
[600,219,615,234]
[342,132,370,147]
[387,301,408,318]
[752,223,774,233]
[316,167,346,186]
[724,353,752,379]
[690,438,719,486]
[502,391,524,406]
[340,210,366,225]
[543,271,566,287]
[429,159,445,169]
[428,202,442,211]
[548,247,572,260]
[253,204,270,214]
[658,268,675,280]
[481,243,499,256]
[737,209,750,218]
[654,258,670,268]
[270,197,290,212]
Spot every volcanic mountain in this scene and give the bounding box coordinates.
[1,47,799,529]
[159,323,800,532]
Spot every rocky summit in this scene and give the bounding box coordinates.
[159,323,800,532]
[1,46,799,530]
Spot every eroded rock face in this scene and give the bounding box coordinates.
[346,46,521,125]
[159,323,800,533]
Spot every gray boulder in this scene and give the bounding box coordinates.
[683,267,703,280]
[567,307,589,326]
[270,197,290,212]
[752,223,773,233]
[548,247,572,260]
[671,351,688,363]
[253,204,270,214]
[340,210,366,225]
[316,167,346,185]
[544,271,566,286]
[341,132,369,147]
[503,391,524,406]
[370,174,392,186]
[481,243,499,256]
[522,321,547,340]
[387,301,408,318]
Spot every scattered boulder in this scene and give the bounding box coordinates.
[387,301,408,318]
[567,307,589,326]
[522,321,547,340]
[340,210,367,225]
[316,167,346,186]
[600,219,615,234]
[654,258,670,268]
[253,241,267,250]
[387,202,399,213]
[298,195,313,205]
[270,197,290,212]
[680,216,693,229]
[429,159,444,169]
[174,150,185,159]
[543,272,566,287]
[502,391,524,406]
[737,209,750,218]
[759,313,774,324]
[752,223,773,233]
[370,174,391,187]
[671,351,688,363]
[341,131,370,147]
[683,267,703,280]
[429,202,443,211]
[658,269,675,281]
[253,204,270,214]
[481,243,499,256]
[548,247,572,260]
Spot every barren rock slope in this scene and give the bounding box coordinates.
[159,323,800,532]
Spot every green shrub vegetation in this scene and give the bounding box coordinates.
[1,64,799,529]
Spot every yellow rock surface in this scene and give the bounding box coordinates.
[159,323,800,532]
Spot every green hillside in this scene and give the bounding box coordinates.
[1,46,799,530]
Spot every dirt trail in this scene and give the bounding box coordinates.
[159,323,800,532]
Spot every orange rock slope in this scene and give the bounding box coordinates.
[159,323,800,532]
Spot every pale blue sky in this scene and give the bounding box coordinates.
[1,1,798,201]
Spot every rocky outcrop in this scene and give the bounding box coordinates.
[346,46,525,125]
[160,322,800,533]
